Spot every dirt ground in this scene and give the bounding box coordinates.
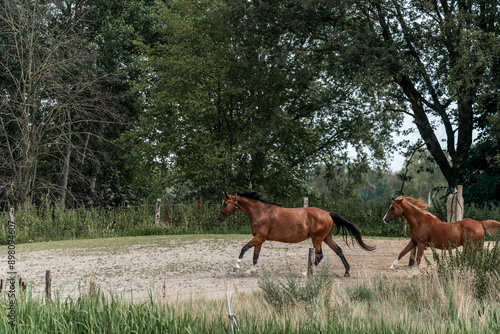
[11,236,431,302]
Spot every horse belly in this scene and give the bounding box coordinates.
[428,227,463,249]
[266,222,309,243]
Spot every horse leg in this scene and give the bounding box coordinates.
[408,247,416,266]
[244,244,262,275]
[408,243,426,278]
[234,236,265,271]
[324,235,350,277]
[312,237,324,266]
[389,240,416,270]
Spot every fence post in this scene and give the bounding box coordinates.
[155,198,161,227]
[303,197,309,208]
[307,248,315,277]
[45,270,51,301]
[447,185,464,222]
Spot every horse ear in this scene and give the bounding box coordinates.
[223,191,229,199]
[395,197,404,204]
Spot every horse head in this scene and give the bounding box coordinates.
[383,197,404,224]
[216,191,239,222]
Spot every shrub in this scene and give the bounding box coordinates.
[257,265,335,312]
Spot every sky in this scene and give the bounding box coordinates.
[389,115,417,171]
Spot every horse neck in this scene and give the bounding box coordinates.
[237,197,266,222]
[401,201,428,227]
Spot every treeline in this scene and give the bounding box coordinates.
[1,0,499,209]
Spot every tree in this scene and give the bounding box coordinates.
[0,0,118,207]
[133,0,400,201]
[460,113,500,204]
[281,0,499,189]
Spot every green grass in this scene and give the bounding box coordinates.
[0,232,499,333]
[1,233,249,253]
[1,199,500,245]
[1,267,499,333]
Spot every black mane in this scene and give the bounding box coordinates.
[237,191,283,207]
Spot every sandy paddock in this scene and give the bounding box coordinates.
[10,236,431,301]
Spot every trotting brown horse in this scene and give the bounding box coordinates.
[383,196,500,277]
[216,191,375,277]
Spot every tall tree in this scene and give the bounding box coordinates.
[134,0,400,201]
[0,0,117,207]
[276,0,499,189]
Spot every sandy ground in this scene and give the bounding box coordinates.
[8,236,431,302]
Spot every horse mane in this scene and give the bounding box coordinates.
[237,191,283,207]
[397,196,437,219]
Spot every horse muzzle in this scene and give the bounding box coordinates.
[216,213,226,222]
[383,215,391,224]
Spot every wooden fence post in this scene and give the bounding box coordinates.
[155,198,161,227]
[45,270,51,301]
[447,185,464,222]
[307,248,315,277]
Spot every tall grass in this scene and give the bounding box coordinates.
[1,199,500,245]
[429,237,500,299]
[2,266,499,333]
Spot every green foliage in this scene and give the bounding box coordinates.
[345,283,373,302]
[129,0,401,202]
[460,113,500,205]
[258,265,335,312]
[465,203,500,222]
[430,237,500,299]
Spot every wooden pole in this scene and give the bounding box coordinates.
[447,185,464,222]
[155,198,161,227]
[456,185,464,221]
[303,197,309,208]
[307,248,315,277]
[9,208,14,222]
[45,270,51,301]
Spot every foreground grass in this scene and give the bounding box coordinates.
[1,269,499,333]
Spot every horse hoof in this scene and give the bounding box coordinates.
[344,272,350,278]
[243,266,258,276]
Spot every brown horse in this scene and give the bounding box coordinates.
[383,196,500,277]
[216,191,375,277]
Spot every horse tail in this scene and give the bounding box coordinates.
[482,220,500,237]
[329,213,376,251]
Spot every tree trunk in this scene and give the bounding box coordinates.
[60,111,72,207]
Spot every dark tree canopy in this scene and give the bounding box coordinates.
[1,0,498,206]
[284,0,499,189]
[132,0,400,201]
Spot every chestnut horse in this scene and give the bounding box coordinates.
[383,196,500,277]
[216,191,375,277]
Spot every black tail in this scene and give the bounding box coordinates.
[329,213,376,251]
